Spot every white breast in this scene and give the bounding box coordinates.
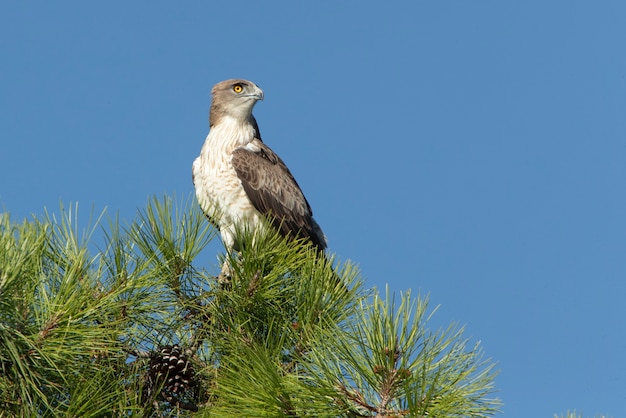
[192,117,262,249]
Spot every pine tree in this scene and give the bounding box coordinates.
[0,195,500,417]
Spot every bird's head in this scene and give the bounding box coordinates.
[210,79,264,124]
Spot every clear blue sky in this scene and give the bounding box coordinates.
[1,2,624,416]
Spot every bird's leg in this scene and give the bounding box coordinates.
[217,258,233,289]
[216,230,237,288]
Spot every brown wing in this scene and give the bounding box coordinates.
[231,139,327,250]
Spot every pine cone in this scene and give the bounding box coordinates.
[149,344,193,393]
[144,344,197,410]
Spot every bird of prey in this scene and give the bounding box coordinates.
[192,79,326,271]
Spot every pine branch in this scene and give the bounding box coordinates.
[305,287,501,417]
[0,195,500,417]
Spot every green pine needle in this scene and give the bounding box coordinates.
[0,195,501,417]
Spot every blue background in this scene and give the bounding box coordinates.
[1,2,624,416]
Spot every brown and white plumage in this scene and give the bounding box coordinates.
[192,79,327,258]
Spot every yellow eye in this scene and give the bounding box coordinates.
[233,84,244,93]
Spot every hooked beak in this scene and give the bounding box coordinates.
[249,85,264,101]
